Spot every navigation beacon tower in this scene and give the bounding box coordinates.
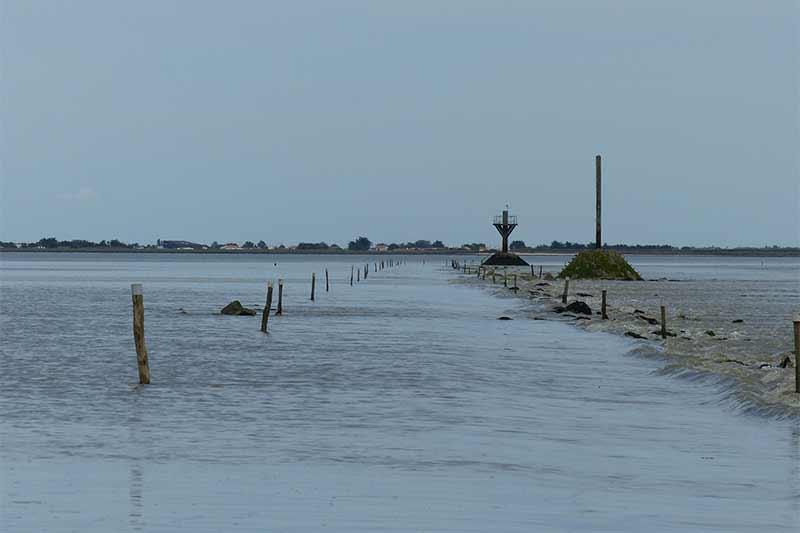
[482,206,529,266]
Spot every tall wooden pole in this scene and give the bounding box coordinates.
[261,281,273,333]
[130,284,151,384]
[325,269,329,292]
[596,154,602,249]
[311,273,316,301]
[793,314,800,393]
[276,279,283,315]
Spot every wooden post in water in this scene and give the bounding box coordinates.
[660,305,667,339]
[311,273,316,301]
[596,154,602,249]
[364,264,368,280]
[130,284,151,384]
[357,268,360,282]
[492,271,496,283]
[601,289,608,319]
[325,269,329,292]
[276,279,283,315]
[503,270,508,287]
[530,265,534,277]
[561,278,569,304]
[350,266,354,286]
[513,274,517,289]
[260,281,274,333]
[793,314,800,393]
[539,265,543,279]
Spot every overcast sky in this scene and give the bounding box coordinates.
[1,1,797,247]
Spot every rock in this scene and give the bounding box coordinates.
[705,330,716,337]
[221,300,257,316]
[732,319,744,323]
[564,301,592,315]
[177,308,188,315]
[779,356,793,368]
[636,314,659,325]
[576,292,593,297]
[625,331,647,339]
[651,330,677,337]
[497,316,513,320]
[535,282,550,287]
[634,309,646,315]
[723,358,746,366]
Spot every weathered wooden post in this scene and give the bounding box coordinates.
[513,274,517,289]
[492,271,496,283]
[364,264,368,280]
[130,284,151,384]
[601,289,608,319]
[596,154,602,249]
[276,279,284,315]
[503,269,508,287]
[260,281,274,333]
[350,266,354,286]
[539,265,543,278]
[660,305,667,339]
[311,273,316,301]
[793,314,800,393]
[530,265,534,277]
[477,266,481,278]
[561,278,570,304]
[325,269,330,292]
[357,268,360,282]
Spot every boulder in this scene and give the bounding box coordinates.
[732,319,744,324]
[779,356,793,368]
[221,300,257,316]
[497,316,513,320]
[625,331,646,339]
[705,330,716,337]
[564,301,592,315]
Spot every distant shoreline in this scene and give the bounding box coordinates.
[1,248,798,257]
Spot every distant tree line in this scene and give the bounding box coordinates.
[2,237,797,255]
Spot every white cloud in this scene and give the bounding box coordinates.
[58,187,98,202]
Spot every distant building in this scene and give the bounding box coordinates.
[372,243,388,252]
[221,243,240,250]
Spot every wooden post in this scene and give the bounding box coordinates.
[477,266,481,278]
[601,289,608,319]
[660,305,667,339]
[503,270,508,287]
[260,281,274,333]
[311,273,316,301]
[530,265,534,277]
[539,265,543,278]
[325,269,329,292]
[596,154,602,249]
[793,314,799,393]
[276,279,283,315]
[482,268,486,280]
[130,284,151,384]
[561,278,569,304]
[357,268,360,282]
[364,264,368,280]
[350,266,354,286]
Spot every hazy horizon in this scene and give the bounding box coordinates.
[1,1,797,247]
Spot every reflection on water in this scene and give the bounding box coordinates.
[0,252,798,532]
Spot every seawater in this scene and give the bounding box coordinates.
[1,253,798,532]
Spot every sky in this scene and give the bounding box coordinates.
[1,0,797,247]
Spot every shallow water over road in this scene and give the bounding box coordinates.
[1,253,798,531]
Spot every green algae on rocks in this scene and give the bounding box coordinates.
[558,250,642,280]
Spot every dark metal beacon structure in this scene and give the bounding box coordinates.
[482,207,529,266]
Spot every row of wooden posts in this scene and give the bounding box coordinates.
[452,259,800,394]
[130,258,406,384]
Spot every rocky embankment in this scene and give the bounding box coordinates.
[462,267,800,415]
